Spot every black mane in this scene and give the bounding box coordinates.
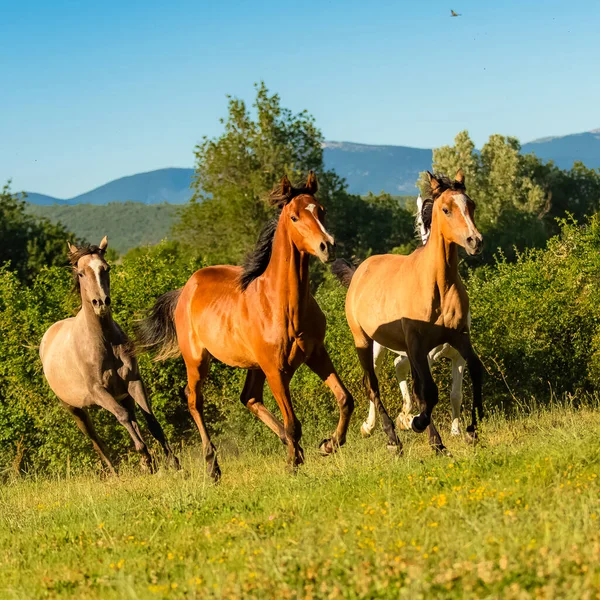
[239,217,279,291]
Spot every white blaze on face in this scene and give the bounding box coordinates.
[306,203,335,244]
[452,194,477,237]
[88,257,106,292]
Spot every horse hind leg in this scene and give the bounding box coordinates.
[362,343,388,437]
[128,379,180,469]
[184,349,221,481]
[450,355,466,436]
[240,369,287,445]
[64,404,116,475]
[393,353,413,431]
[356,341,401,452]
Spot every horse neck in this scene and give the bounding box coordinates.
[423,217,460,295]
[262,219,311,319]
[78,297,115,341]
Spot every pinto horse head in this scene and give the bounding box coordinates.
[271,171,335,263]
[426,169,483,256]
[67,236,112,316]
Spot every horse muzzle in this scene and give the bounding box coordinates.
[315,240,336,264]
[465,235,483,256]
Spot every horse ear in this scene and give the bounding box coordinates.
[455,168,465,186]
[67,241,77,254]
[281,175,292,200]
[99,236,108,251]
[306,171,318,194]
[427,171,441,194]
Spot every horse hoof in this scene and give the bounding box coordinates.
[207,463,221,483]
[435,446,452,457]
[360,423,372,438]
[319,438,336,456]
[387,443,402,455]
[466,429,479,444]
[450,429,461,437]
[411,418,426,434]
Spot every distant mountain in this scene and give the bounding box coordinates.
[323,142,432,195]
[522,129,600,170]
[25,168,195,206]
[22,129,600,205]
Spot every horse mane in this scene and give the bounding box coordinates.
[239,217,280,291]
[421,173,466,199]
[239,177,317,291]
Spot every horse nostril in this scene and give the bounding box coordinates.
[320,242,327,252]
[467,236,474,245]
[92,299,98,306]
[105,296,111,306]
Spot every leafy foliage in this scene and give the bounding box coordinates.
[428,131,600,263]
[0,183,77,282]
[173,83,416,265]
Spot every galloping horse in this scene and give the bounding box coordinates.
[135,173,354,480]
[40,237,178,474]
[333,170,483,454]
[362,196,469,439]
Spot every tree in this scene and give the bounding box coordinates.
[173,82,417,265]
[427,131,600,262]
[0,183,77,282]
[174,82,323,264]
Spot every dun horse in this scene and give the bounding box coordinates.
[333,170,483,454]
[363,195,468,439]
[136,173,354,480]
[40,237,178,474]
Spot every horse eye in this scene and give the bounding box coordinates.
[442,207,450,215]
[78,272,84,278]
[291,215,298,222]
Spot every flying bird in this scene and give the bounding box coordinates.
[450,9,461,17]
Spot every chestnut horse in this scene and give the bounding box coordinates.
[136,172,354,480]
[333,170,483,454]
[40,237,178,474]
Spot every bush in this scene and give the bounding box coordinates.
[3,218,600,474]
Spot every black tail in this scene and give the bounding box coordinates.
[134,289,182,361]
[331,259,357,288]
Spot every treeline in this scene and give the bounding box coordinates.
[26,202,179,255]
[2,82,600,474]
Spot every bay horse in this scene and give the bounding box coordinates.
[363,195,468,439]
[40,237,178,474]
[333,170,483,454]
[135,172,354,481]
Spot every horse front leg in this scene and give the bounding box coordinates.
[127,379,180,469]
[406,340,448,455]
[452,333,484,442]
[305,344,355,454]
[263,369,304,470]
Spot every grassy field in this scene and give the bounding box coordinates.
[1,405,599,599]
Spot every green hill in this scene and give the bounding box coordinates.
[26,202,179,254]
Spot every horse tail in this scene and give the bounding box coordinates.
[134,289,182,361]
[331,259,357,288]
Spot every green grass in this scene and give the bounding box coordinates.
[1,406,599,599]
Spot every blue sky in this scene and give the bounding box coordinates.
[2,0,599,198]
